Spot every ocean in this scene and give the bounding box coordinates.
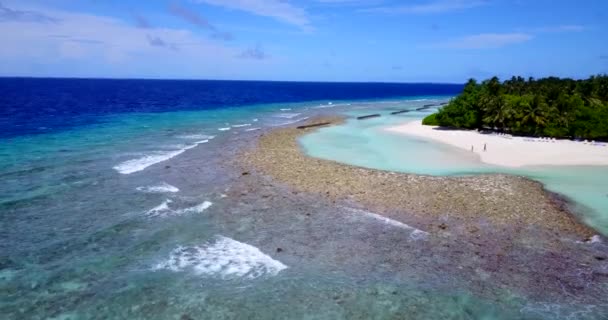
[1,78,606,319]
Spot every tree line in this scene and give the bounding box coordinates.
[423,75,608,140]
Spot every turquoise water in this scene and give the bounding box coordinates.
[300,102,608,235]
[3,95,607,319]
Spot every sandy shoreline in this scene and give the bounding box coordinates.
[234,117,608,316]
[386,121,608,168]
[241,117,595,239]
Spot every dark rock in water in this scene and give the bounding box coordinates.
[165,165,171,169]
[595,256,606,261]
[547,190,572,212]
[297,122,331,129]
[357,114,381,120]
[438,223,448,230]
[242,171,250,176]
[276,247,283,253]
[180,314,193,320]
[390,110,411,115]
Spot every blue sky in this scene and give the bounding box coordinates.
[0,0,607,82]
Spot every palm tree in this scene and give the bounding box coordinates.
[482,97,512,131]
[521,96,549,134]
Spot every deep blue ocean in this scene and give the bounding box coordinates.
[0,78,462,138]
[2,78,607,320]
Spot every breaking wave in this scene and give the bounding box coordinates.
[153,236,287,279]
[145,200,213,218]
[113,140,209,174]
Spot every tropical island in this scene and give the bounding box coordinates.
[386,76,608,168]
[422,75,608,140]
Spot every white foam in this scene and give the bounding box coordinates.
[114,149,188,174]
[218,127,231,131]
[114,140,208,174]
[153,236,287,279]
[273,117,310,127]
[232,124,252,128]
[145,200,212,218]
[146,199,173,217]
[253,118,259,122]
[181,201,213,214]
[280,108,292,111]
[245,128,261,132]
[178,134,214,140]
[344,207,429,240]
[584,235,603,244]
[274,113,301,119]
[136,183,180,193]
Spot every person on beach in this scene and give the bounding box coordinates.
[471,145,474,152]
[484,143,487,152]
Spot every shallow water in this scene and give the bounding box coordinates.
[2,81,607,319]
[300,104,608,235]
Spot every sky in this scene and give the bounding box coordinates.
[0,0,607,82]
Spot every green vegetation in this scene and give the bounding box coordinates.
[423,75,608,140]
[421,113,439,126]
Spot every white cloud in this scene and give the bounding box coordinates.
[0,3,274,78]
[0,2,59,23]
[422,24,584,51]
[531,25,585,33]
[194,0,311,30]
[427,33,533,49]
[362,0,488,14]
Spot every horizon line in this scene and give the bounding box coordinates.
[0,76,466,85]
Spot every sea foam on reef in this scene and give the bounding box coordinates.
[177,134,215,140]
[113,140,209,174]
[153,236,287,279]
[273,113,301,119]
[136,182,179,193]
[145,199,213,218]
[344,207,429,240]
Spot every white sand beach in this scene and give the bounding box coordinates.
[387,121,608,167]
